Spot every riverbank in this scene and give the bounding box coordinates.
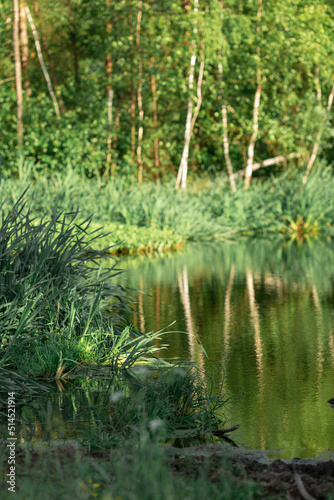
[2,167,334,255]
[1,440,334,499]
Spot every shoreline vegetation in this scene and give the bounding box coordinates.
[1,169,334,498]
[2,164,334,256]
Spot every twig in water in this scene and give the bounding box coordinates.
[212,424,240,436]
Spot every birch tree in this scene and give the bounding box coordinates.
[106,0,114,174]
[13,0,23,147]
[20,0,31,96]
[150,0,159,180]
[136,0,144,183]
[32,0,65,113]
[244,0,263,189]
[303,78,334,184]
[176,0,201,190]
[25,6,60,117]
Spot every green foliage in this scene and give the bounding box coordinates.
[2,167,334,247]
[0,438,264,500]
[0,187,172,404]
[80,364,229,448]
[1,0,333,177]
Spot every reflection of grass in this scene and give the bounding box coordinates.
[0,366,253,500]
[78,365,230,449]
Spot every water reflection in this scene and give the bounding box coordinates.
[4,240,334,458]
[118,239,334,458]
[177,266,205,372]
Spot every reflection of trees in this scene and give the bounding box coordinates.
[117,241,334,456]
[177,266,205,373]
[312,285,324,385]
[329,329,334,369]
[139,273,145,332]
[246,269,265,450]
[247,270,263,381]
[223,265,235,354]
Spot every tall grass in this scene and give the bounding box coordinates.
[2,162,334,245]
[0,188,168,407]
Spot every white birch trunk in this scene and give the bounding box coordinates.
[244,0,263,189]
[176,53,196,189]
[218,48,236,192]
[303,81,334,184]
[179,57,205,190]
[176,0,199,190]
[25,6,60,117]
[222,103,236,192]
[106,88,113,166]
[244,83,262,188]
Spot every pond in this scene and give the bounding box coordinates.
[117,238,334,459]
[5,238,334,459]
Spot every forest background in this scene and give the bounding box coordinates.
[1,0,334,189]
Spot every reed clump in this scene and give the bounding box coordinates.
[0,189,167,405]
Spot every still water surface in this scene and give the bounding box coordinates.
[117,238,334,458]
[8,239,334,459]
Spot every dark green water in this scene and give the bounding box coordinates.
[116,238,334,459]
[5,239,334,459]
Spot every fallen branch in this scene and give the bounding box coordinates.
[233,152,302,178]
[294,473,316,500]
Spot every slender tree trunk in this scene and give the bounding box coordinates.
[218,2,236,192]
[111,108,119,174]
[180,56,204,190]
[222,103,236,192]
[14,0,23,147]
[106,1,113,176]
[176,0,200,190]
[25,6,60,117]
[20,0,31,96]
[32,0,65,113]
[176,53,196,189]
[315,66,322,103]
[150,55,160,181]
[129,11,136,163]
[72,32,79,87]
[244,0,263,189]
[131,86,136,161]
[244,83,261,188]
[106,88,113,169]
[65,0,79,88]
[136,0,144,183]
[150,0,160,181]
[303,80,334,184]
